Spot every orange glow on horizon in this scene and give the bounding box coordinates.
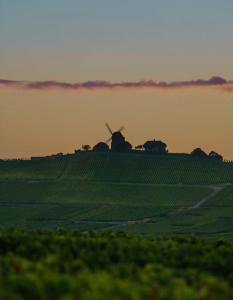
[1,88,233,160]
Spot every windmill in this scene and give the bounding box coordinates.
[105,123,131,151]
[105,123,124,142]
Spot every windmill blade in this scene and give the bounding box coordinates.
[117,126,124,132]
[105,123,113,134]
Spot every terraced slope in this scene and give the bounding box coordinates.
[0,152,232,238]
[1,152,233,184]
[0,180,211,229]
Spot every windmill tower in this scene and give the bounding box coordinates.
[105,123,126,151]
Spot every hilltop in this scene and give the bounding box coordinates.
[1,152,232,184]
[0,152,232,238]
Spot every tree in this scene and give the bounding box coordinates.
[191,148,207,158]
[93,142,109,152]
[209,151,223,161]
[74,149,81,154]
[82,144,91,151]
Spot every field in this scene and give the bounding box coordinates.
[0,229,233,300]
[1,153,233,299]
[0,152,233,238]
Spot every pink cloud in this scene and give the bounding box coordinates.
[0,76,232,93]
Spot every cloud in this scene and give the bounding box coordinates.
[0,76,233,93]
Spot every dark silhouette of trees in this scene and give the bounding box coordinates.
[209,151,223,161]
[82,144,91,151]
[74,149,81,154]
[143,140,168,154]
[77,127,225,161]
[93,142,109,152]
[191,148,207,158]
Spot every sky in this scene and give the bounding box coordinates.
[1,0,233,159]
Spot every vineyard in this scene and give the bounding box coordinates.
[0,152,233,238]
[0,229,233,299]
[1,152,233,184]
[0,153,233,299]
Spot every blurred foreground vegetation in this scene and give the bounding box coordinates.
[0,229,233,299]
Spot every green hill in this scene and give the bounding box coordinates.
[1,152,233,184]
[0,152,233,238]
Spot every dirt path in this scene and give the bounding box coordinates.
[94,181,233,210]
[187,183,233,210]
[92,182,232,227]
[1,179,231,229]
[189,185,224,209]
[73,183,228,228]
[91,180,224,210]
[90,181,216,189]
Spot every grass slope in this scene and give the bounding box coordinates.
[0,152,232,238]
[1,152,233,184]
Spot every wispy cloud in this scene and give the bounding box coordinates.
[0,76,233,93]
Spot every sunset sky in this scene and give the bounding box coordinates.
[1,0,233,159]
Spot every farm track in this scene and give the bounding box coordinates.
[81,181,227,229]
[71,181,232,228]
[85,180,230,211]
[0,179,232,230]
[190,185,224,209]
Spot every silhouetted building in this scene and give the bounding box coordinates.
[124,141,133,151]
[143,140,168,154]
[111,131,125,150]
[110,131,132,151]
[104,123,132,152]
